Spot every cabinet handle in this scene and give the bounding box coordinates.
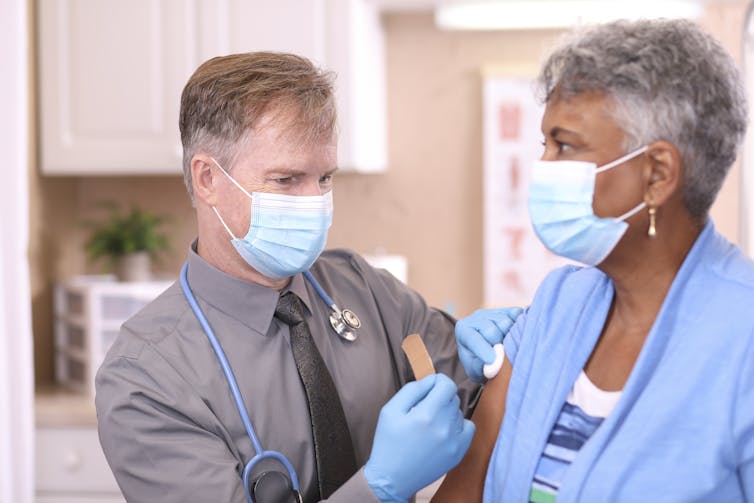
[62,450,82,471]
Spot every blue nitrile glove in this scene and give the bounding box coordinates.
[364,374,475,503]
[456,307,523,382]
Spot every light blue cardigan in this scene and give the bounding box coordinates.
[484,222,754,502]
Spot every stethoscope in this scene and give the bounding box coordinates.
[179,262,361,503]
[302,271,361,341]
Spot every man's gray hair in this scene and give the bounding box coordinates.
[537,19,748,219]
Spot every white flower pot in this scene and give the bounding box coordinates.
[116,251,152,282]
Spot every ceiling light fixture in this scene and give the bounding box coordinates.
[435,0,703,30]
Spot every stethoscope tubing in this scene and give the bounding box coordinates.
[303,270,336,309]
[303,270,360,341]
[180,263,301,502]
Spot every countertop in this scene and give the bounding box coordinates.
[35,385,97,427]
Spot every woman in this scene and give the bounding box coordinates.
[434,19,753,502]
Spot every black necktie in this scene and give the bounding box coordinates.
[274,292,358,500]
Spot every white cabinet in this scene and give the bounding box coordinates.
[219,0,326,62]
[36,427,125,502]
[324,0,388,173]
[37,0,201,175]
[36,390,126,503]
[219,0,387,173]
[37,0,387,175]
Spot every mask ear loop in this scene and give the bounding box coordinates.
[595,145,649,173]
[596,145,651,223]
[210,156,255,199]
[211,206,239,240]
[616,201,646,222]
[208,156,252,241]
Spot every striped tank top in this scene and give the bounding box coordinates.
[529,371,622,503]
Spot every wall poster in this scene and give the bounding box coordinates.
[483,75,570,308]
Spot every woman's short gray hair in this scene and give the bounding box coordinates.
[537,19,748,219]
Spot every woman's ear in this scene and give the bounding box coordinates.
[643,140,682,207]
[191,155,219,206]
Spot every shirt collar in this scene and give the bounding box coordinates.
[186,241,316,336]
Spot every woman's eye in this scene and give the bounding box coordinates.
[541,137,575,157]
[319,175,333,184]
[541,138,570,153]
[556,141,573,154]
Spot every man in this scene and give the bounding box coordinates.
[96,52,517,503]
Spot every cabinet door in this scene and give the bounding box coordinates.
[222,0,326,64]
[36,427,122,494]
[324,0,387,173]
[221,0,387,173]
[38,0,206,175]
[37,0,386,175]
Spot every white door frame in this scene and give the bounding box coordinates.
[743,3,754,257]
[0,0,35,501]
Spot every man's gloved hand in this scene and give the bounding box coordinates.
[456,307,523,382]
[364,374,475,503]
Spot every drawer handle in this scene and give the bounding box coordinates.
[62,450,82,471]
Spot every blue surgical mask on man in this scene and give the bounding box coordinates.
[528,145,648,266]
[209,158,333,279]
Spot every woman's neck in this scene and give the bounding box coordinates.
[602,211,704,324]
[584,214,703,390]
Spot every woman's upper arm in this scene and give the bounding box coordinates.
[432,356,513,503]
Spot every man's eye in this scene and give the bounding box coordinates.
[319,175,333,184]
[274,177,293,184]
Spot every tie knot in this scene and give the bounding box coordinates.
[275,291,306,326]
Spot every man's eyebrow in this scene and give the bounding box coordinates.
[263,166,307,176]
[263,166,339,176]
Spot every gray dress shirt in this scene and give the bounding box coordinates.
[95,245,479,503]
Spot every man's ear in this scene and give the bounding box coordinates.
[191,155,220,206]
[643,140,682,207]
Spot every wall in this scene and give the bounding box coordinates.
[330,15,564,315]
[700,1,751,242]
[29,175,196,384]
[29,3,751,385]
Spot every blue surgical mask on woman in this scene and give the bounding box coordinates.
[210,158,333,279]
[528,145,648,266]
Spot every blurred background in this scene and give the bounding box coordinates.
[3,0,754,501]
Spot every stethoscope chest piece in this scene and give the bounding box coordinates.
[303,270,362,342]
[329,308,360,342]
[250,471,303,503]
[342,309,361,330]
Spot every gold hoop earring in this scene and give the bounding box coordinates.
[648,206,657,238]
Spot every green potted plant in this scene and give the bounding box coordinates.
[84,202,170,282]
